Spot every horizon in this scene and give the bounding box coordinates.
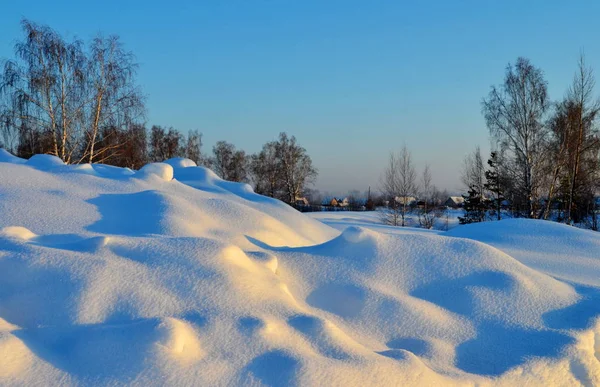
[2,1,600,195]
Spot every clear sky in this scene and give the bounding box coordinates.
[2,1,600,195]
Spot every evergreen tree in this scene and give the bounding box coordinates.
[458,186,487,224]
[484,152,505,221]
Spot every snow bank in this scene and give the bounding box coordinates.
[136,162,174,181]
[1,152,600,385]
[448,219,600,286]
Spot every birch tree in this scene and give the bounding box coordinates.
[82,35,144,164]
[0,20,144,164]
[483,57,549,218]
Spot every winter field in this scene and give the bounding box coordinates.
[1,150,600,386]
[307,209,464,233]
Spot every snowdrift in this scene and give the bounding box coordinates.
[1,149,600,386]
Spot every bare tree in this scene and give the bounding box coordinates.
[380,145,417,227]
[0,20,144,164]
[0,20,84,160]
[543,100,574,219]
[82,35,144,164]
[397,145,417,226]
[185,129,203,165]
[211,140,248,182]
[347,189,363,210]
[250,141,279,197]
[461,146,485,195]
[418,164,441,229]
[149,125,184,162]
[380,152,402,226]
[91,123,147,168]
[565,54,600,224]
[275,132,317,205]
[483,57,550,218]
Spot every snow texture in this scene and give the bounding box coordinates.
[1,153,600,386]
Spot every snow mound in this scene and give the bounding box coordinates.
[1,151,600,385]
[136,162,174,181]
[163,157,197,168]
[272,228,592,379]
[448,219,600,286]
[26,154,65,170]
[0,149,25,164]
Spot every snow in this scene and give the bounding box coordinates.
[307,209,463,232]
[1,152,600,385]
[136,162,175,181]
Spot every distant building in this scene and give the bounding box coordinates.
[295,197,309,206]
[395,196,417,206]
[445,196,465,208]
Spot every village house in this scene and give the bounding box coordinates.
[295,197,310,207]
[395,196,417,206]
[445,196,465,208]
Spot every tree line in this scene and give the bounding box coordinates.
[460,55,600,229]
[0,20,317,206]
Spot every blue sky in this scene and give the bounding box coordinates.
[2,1,600,194]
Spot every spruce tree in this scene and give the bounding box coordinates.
[484,152,504,221]
[459,186,486,224]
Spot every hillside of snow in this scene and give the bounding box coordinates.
[1,149,600,386]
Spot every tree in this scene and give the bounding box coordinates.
[541,55,600,225]
[380,152,402,226]
[250,141,279,197]
[380,145,416,227]
[365,187,375,211]
[564,54,600,224]
[483,57,550,218]
[0,20,85,160]
[93,123,147,168]
[274,132,317,205]
[461,146,485,197]
[543,99,575,220]
[303,188,323,207]
[0,19,144,164]
[185,130,203,165]
[397,145,417,227]
[484,151,505,221]
[459,185,487,224]
[148,125,184,162]
[347,190,363,210]
[211,141,248,182]
[81,35,144,164]
[120,123,148,169]
[417,164,441,229]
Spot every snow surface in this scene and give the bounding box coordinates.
[307,209,463,232]
[1,153,600,386]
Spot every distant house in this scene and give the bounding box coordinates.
[395,196,417,206]
[445,196,465,208]
[295,197,309,207]
[338,197,350,207]
[328,198,339,207]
